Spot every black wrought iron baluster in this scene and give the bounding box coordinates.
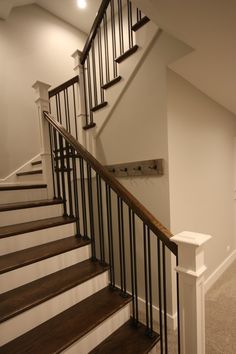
[86,55,94,125]
[103,12,110,84]
[127,0,133,49]
[59,135,67,216]
[65,142,73,217]
[117,196,124,293]
[176,254,181,354]
[157,238,164,354]
[91,41,98,107]
[143,224,150,333]
[53,130,62,200]
[79,157,88,238]
[87,163,96,260]
[129,208,135,323]
[110,0,118,77]
[83,65,89,127]
[162,244,168,354]
[97,28,105,102]
[117,196,127,295]
[66,88,71,133]
[63,90,69,131]
[72,84,78,140]
[132,211,139,324]
[48,124,56,199]
[96,173,105,264]
[117,0,124,55]
[147,228,153,336]
[71,148,81,237]
[57,93,63,125]
[106,184,115,287]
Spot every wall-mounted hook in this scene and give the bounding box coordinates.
[108,168,116,173]
[133,166,142,171]
[149,165,157,170]
[120,168,128,172]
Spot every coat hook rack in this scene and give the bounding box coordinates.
[105,159,163,178]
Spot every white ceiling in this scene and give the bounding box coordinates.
[0,0,102,33]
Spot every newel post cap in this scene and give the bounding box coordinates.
[32,81,51,102]
[71,49,83,70]
[172,231,212,247]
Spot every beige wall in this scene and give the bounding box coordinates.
[0,4,86,178]
[168,70,236,279]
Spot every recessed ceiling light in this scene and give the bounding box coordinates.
[77,0,87,9]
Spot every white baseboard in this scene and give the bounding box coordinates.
[204,249,236,293]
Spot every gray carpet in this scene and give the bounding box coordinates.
[205,259,236,354]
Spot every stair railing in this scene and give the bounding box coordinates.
[79,0,149,130]
[43,110,180,353]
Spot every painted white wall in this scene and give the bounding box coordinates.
[167,70,236,280]
[0,4,86,179]
[96,31,190,319]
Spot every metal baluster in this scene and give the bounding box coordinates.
[176,254,181,354]
[120,199,126,294]
[117,196,124,292]
[86,55,94,125]
[82,64,89,127]
[79,157,88,238]
[53,130,62,200]
[59,135,67,216]
[97,28,105,102]
[103,12,110,84]
[91,41,98,107]
[72,84,78,140]
[147,228,153,336]
[143,224,150,332]
[157,238,164,354]
[117,0,124,55]
[65,142,73,217]
[48,124,56,199]
[108,186,115,286]
[63,90,69,131]
[127,0,133,49]
[106,184,115,286]
[57,93,63,125]
[129,208,135,323]
[110,0,118,77]
[163,244,168,354]
[96,174,105,264]
[66,88,71,133]
[87,163,96,260]
[71,148,81,237]
[132,211,139,324]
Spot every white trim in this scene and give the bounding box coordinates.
[0,153,42,183]
[205,249,236,293]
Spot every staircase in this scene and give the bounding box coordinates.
[0,1,180,353]
[0,185,159,353]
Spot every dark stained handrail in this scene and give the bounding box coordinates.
[80,0,111,65]
[49,76,79,98]
[44,111,177,255]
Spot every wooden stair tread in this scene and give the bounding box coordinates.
[0,198,63,212]
[0,236,90,274]
[0,216,76,239]
[83,122,96,130]
[0,287,131,354]
[31,161,42,166]
[91,101,108,112]
[90,320,160,354]
[0,259,109,323]
[132,16,150,32]
[115,45,139,63]
[0,184,47,191]
[102,76,122,89]
[16,170,43,177]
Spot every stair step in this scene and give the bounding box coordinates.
[102,76,122,89]
[0,184,47,191]
[90,320,160,354]
[132,16,150,32]
[115,45,139,63]
[0,198,62,212]
[0,216,76,239]
[0,287,131,354]
[31,160,42,166]
[0,259,108,324]
[0,236,90,275]
[16,169,43,177]
[91,101,108,112]
[83,122,96,130]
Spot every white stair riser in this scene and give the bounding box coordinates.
[0,271,109,346]
[0,188,48,204]
[0,204,63,227]
[0,223,76,256]
[0,245,91,293]
[63,304,131,354]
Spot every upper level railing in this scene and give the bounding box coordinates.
[44,110,180,353]
[79,0,149,129]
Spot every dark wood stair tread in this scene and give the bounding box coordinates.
[91,101,108,112]
[0,184,47,191]
[102,76,122,89]
[0,287,131,354]
[83,122,96,130]
[31,160,42,166]
[17,170,43,177]
[0,259,109,323]
[90,320,160,354]
[132,16,150,32]
[0,236,90,274]
[115,45,139,63]
[0,216,76,239]
[0,199,63,212]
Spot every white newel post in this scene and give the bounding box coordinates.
[71,50,97,156]
[32,81,54,199]
[171,231,212,354]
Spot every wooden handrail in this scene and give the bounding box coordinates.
[80,0,111,65]
[44,111,177,255]
[49,76,79,98]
